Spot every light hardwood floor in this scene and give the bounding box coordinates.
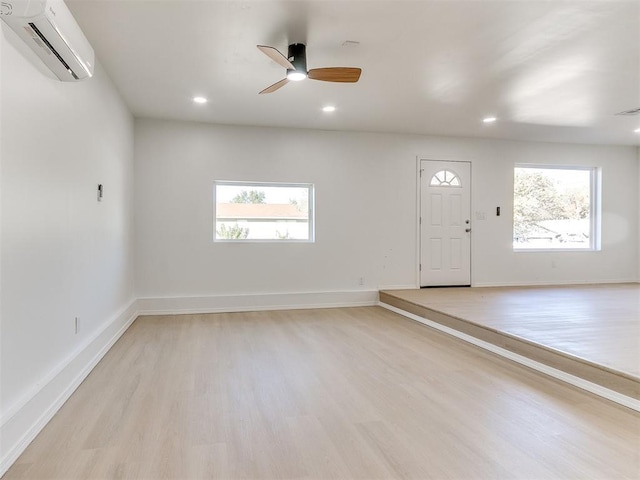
[4,307,640,479]
[381,284,640,378]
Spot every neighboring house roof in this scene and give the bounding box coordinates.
[217,203,307,220]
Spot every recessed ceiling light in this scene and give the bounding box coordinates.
[192,96,208,104]
[322,106,336,113]
[634,127,640,133]
[483,116,497,123]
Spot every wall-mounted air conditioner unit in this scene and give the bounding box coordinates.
[0,0,94,81]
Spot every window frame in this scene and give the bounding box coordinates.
[512,164,601,253]
[213,180,315,243]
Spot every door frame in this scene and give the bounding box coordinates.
[416,157,473,287]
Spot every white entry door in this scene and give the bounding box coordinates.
[420,160,471,286]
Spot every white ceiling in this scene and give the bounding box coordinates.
[67,0,640,146]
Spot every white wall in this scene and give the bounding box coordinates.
[135,118,638,302]
[134,121,418,303]
[0,26,637,477]
[476,141,638,286]
[0,25,135,471]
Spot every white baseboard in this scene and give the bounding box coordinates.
[379,302,640,412]
[376,284,418,291]
[136,290,379,315]
[472,279,638,287]
[0,299,139,477]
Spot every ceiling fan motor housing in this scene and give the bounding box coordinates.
[287,43,307,74]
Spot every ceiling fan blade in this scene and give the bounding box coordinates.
[308,67,362,83]
[257,45,295,70]
[259,78,290,94]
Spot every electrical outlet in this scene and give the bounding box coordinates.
[359,277,365,285]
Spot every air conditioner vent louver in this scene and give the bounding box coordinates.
[28,22,79,79]
[615,107,640,116]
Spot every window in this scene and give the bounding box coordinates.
[513,165,599,250]
[214,181,314,242]
[430,169,461,187]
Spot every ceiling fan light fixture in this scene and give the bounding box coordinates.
[257,42,361,93]
[322,106,336,112]
[287,70,307,81]
[483,116,497,123]
[192,96,208,104]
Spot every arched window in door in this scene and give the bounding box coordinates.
[430,169,461,187]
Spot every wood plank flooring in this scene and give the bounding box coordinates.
[381,284,640,378]
[4,307,640,479]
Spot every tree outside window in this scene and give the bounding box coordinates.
[513,166,596,250]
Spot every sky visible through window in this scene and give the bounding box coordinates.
[523,168,590,188]
[216,184,308,205]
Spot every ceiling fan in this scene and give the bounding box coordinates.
[257,43,362,94]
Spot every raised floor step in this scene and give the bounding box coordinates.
[379,288,640,409]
